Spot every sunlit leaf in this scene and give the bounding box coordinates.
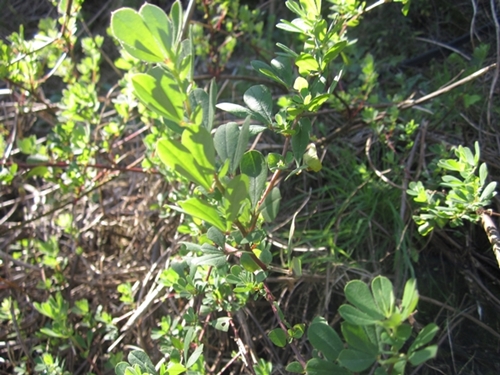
[179,198,225,231]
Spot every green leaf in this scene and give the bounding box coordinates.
[251,60,288,87]
[111,8,164,62]
[295,53,320,75]
[128,350,156,375]
[169,0,183,44]
[267,153,287,172]
[338,349,376,372]
[438,159,464,172]
[409,323,438,353]
[216,102,253,118]
[291,118,311,163]
[157,125,216,191]
[244,85,274,125]
[166,362,187,375]
[307,320,343,362]
[240,150,267,208]
[338,304,380,326]
[39,327,68,338]
[240,252,261,272]
[178,198,226,231]
[115,362,129,375]
[286,361,303,373]
[212,317,231,332]
[276,19,307,34]
[260,187,281,222]
[479,163,488,186]
[139,3,172,59]
[251,57,293,88]
[408,345,438,366]
[371,276,395,318]
[223,174,249,222]
[344,280,385,320]
[305,358,351,375]
[207,227,225,248]
[480,181,497,202]
[17,135,37,155]
[186,344,204,368]
[269,328,287,347]
[305,93,330,112]
[207,79,217,130]
[189,89,210,130]
[341,322,378,356]
[303,143,322,172]
[131,68,185,123]
[214,118,250,174]
[289,323,305,339]
[323,41,347,64]
[400,278,419,320]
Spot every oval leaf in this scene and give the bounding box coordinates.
[243,85,273,125]
[269,328,287,347]
[344,280,385,320]
[241,150,267,208]
[307,321,343,362]
[371,276,394,317]
[338,349,376,372]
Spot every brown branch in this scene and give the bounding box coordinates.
[478,209,500,268]
[3,161,158,175]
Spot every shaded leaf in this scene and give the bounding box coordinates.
[269,328,287,347]
[305,358,351,375]
[224,175,250,222]
[286,361,303,373]
[240,150,267,208]
[341,322,378,356]
[207,227,225,248]
[244,85,273,125]
[408,345,438,366]
[291,118,311,163]
[139,4,172,59]
[307,320,343,362]
[111,7,164,62]
[189,89,210,130]
[339,304,379,326]
[344,280,385,320]
[338,349,376,372]
[128,350,156,375]
[186,344,204,368]
[132,70,184,122]
[409,323,438,353]
[260,187,281,222]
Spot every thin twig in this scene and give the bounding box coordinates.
[478,208,500,268]
[419,294,500,340]
[487,0,500,129]
[398,63,497,109]
[365,135,403,189]
[415,37,471,61]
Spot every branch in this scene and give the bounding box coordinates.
[479,209,500,268]
[398,63,497,109]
